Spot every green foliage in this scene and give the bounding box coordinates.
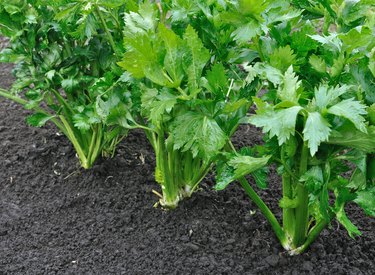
[1,0,374,255]
[117,1,255,207]
[248,105,303,146]
[171,112,227,160]
[0,0,130,168]
[213,0,375,253]
[215,153,270,191]
[26,113,55,127]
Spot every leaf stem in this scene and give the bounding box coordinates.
[238,176,288,249]
[156,131,179,208]
[59,115,89,169]
[177,86,188,97]
[189,162,212,194]
[0,88,66,134]
[254,36,265,62]
[292,142,310,247]
[290,219,329,255]
[273,157,299,181]
[89,124,104,165]
[281,147,295,240]
[95,6,118,55]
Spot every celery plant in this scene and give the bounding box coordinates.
[118,2,260,208]
[215,0,375,254]
[0,0,132,168]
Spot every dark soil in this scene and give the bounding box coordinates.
[1,41,375,275]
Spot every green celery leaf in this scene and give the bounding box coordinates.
[243,63,258,84]
[319,183,330,221]
[265,6,302,25]
[343,150,367,175]
[171,112,227,160]
[339,26,373,53]
[99,0,127,9]
[269,46,297,73]
[243,62,283,85]
[354,186,375,217]
[124,0,139,12]
[330,53,345,78]
[341,0,371,26]
[345,150,367,189]
[252,63,283,85]
[71,14,98,40]
[106,106,136,129]
[369,52,375,77]
[215,154,270,190]
[54,3,80,21]
[349,64,375,104]
[61,78,79,93]
[308,33,342,52]
[182,25,210,95]
[303,112,331,156]
[336,206,362,238]
[300,166,324,194]
[119,47,148,78]
[349,168,367,190]
[248,106,302,145]
[328,98,367,133]
[124,1,157,34]
[205,63,228,97]
[231,20,261,44]
[309,55,326,74]
[120,34,170,86]
[169,0,201,22]
[239,0,268,18]
[328,125,375,153]
[73,110,100,130]
[230,155,271,181]
[290,22,318,54]
[223,99,249,114]
[25,89,42,101]
[149,91,177,124]
[141,87,157,117]
[26,113,54,127]
[96,94,121,120]
[252,166,268,189]
[277,66,300,103]
[159,24,184,87]
[314,84,349,111]
[73,114,92,131]
[45,70,56,80]
[141,86,157,105]
[279,197,299,209]
[215,154,236,191]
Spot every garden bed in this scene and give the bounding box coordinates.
[0,54,374,274]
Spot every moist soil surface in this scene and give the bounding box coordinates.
[1,39,375,275]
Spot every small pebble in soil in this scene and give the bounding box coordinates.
[184,242,200,251]
[264,254,279,267]
[302,261,314,271]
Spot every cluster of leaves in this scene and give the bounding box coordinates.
[1,0,374,253]
[116,1,259,207]
[214,0,375,252]
[114,0,311,208]
[0,0,134,168]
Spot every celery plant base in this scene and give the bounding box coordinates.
[157,179,207,209]
[152,132,212,209]
[240,176,331,255]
